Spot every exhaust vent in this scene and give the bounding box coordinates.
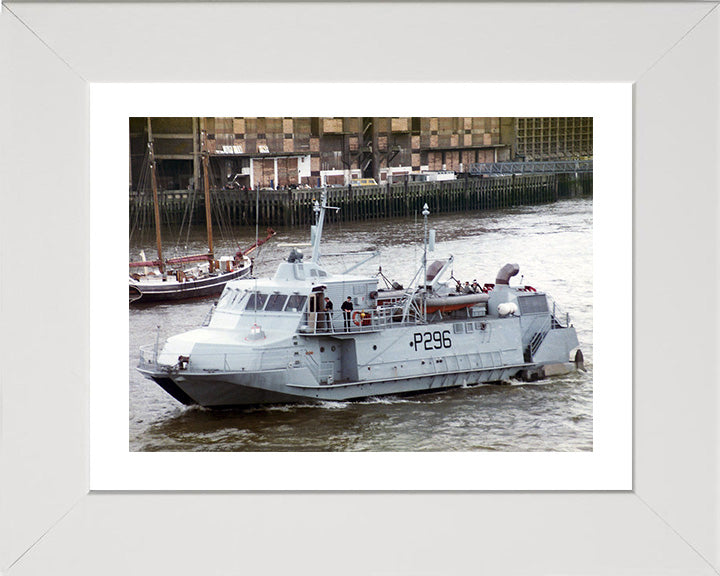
[495,263,520,285]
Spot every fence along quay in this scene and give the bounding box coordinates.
[129,172,593,228]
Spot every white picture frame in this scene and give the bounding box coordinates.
[2,2,718,574]
[91,82,630,491]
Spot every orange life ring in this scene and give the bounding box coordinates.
[352,311,362,326]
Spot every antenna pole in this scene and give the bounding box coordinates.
[311,189,326,263]
[422,203,430,321]
[310,188,339,264]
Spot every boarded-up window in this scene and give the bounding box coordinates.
[296,118,311,134]
[438,117,454,132]
[323,118,343,133]
[266,117,282,134]
[391,117,409,132]
[344,118,359,133]
[215,117,233,133]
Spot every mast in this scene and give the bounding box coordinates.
[147,118,164,274]
[422,203,430,321]
[310,188,340,264]
[201,129,215,272]
[311,194,324,263]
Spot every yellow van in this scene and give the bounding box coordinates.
[352,178,378,186]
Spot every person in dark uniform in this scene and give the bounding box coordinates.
[341,296,354,331]
[323,297,334,332]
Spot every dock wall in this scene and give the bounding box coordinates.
[130,172,592,228]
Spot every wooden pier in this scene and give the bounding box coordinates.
[130,172,592,229]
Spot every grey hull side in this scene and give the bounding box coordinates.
[145,365,527,408]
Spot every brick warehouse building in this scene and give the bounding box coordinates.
[129,117,592,192]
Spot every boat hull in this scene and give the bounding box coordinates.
[130,266,251,303]
[140,364,532,408]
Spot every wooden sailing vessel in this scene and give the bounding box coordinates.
[129,125,271,303]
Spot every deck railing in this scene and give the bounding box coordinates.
[299,305,418,335]
[547,296,571,328]
[139,344,297,374]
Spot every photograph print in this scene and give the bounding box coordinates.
[129,116,593,452]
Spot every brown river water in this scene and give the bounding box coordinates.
[129,198,592,451]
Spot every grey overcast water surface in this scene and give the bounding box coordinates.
[130,198,592,451]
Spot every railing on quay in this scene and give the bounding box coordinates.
[130,170,591,228]
[469,160,593,176]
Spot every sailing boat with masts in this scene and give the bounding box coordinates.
[129,126,272,303]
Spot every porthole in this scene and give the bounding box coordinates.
[373,345,377,350]
[320,347,325,353]
[331,346,336,352]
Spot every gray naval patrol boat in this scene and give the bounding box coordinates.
[138,194,583,408]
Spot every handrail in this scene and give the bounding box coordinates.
[529,315,552,356]
[299,305,419,335]
[547,296,571,328]
[138,344,295,373]
[202,304,216,326]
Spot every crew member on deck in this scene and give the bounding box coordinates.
[324,297,334,332]
[341,297,354,330]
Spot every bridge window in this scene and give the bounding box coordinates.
[216,288,235,309]
[245,292,268,311]
[265,293,288,312]
[284,294,307,312]
[231,290,247,307]
[218,288,247,309]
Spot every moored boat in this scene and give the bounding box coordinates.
[129,229,275,303]
[129,124,271,303]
